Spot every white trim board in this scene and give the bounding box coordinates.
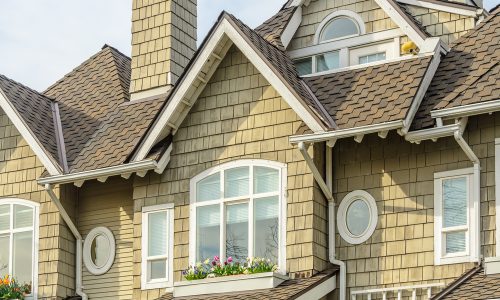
[281,6,302,49]
[132,15,327,162]
[313,10,367,44]
[0,89,62,175]
[495,138,500,257]
[295,275,336,300]
[396,0,480,17]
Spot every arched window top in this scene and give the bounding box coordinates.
[315,10,366,44]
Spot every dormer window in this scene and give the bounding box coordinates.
[319,17,360,42]
[291,10,401,76]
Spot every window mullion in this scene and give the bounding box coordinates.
[220,202,226,262]
[249,166,254,259]
[9,204,13,277]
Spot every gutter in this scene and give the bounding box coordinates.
[45,184,87,300]
[38,159,158,186]
[297,142,346,299]
[290,121,404,144]
[431,99,500,120]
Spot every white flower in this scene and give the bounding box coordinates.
[207,273,216,278]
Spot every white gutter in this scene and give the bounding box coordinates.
[431,99,500,120]
[297,142,346,299]
[38,159,158,186]
[290,121,404,144]
[45,184,87,300]
[404,122,462,143]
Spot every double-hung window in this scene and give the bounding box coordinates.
[434,168,479,265]
[190,160,286,273]
[0,199,38,299]
[141,203,174,290]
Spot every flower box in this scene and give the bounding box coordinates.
[173,272,288,297]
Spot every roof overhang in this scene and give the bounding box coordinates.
[396,0,484,17]
[38,144,172,186]
[132,14,327,162]
[431,99,500,120]
[0,87,62,175]
[289,120,404,145]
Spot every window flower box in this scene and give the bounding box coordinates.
[173,272,288,297]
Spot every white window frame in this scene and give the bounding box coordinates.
[434,168,478,265]
[337,190,378,244]
[313,10,366,44]
[141,203,174,290]
[348,41,397,66]
[189,159,287,275]
[82,226,116,275]
[0,198,39,300]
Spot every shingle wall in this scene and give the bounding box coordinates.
[131,46,329,299]
[0,110,75,299]
[130,0,197,94]
[333,114,498,298]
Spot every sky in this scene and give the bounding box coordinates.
[0,0,497,92]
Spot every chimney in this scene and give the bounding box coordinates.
[130,0,197,101]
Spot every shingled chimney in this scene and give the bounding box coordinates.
[130,0,197,101]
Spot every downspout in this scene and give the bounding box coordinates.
[45,184,88,300]
[298,142,346,299]
[452,119,481,261]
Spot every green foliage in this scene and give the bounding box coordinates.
[183,256,278,281]
[0,276,31,300]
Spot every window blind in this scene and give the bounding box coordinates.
[254,167,279,194]
[197,173,220,202]
[443,177,467,228]
[148,211,168,257]
[225,167,249,198]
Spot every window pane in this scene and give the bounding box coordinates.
[197,173,220,202]
[446,231,466,254]
[317,51,340,72]
[295,57,312,76]
[443,177,467,228]
[0,205,9,231]
[254,167,279,194]
[0,235,9,278]
[14,205,33,229]
[197,205,220,261]
[226,203,248,261]
[149,259,167,280]
[91,234,111,268]
[13,231,32,284]
[346,199,371,236]
[224,167,249,198]
[359,52,386,65]
[320,17,359,41]
[254,196,279,263]
[148,211,168,257]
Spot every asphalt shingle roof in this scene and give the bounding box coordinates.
[413,7,500,129]
[304,56,433,129]
[0,74,61,169]
[255,6,297,50]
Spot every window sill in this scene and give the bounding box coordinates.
[435,255,479,266]
[173,272,288,297]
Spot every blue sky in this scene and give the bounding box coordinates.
[0,0,497,91]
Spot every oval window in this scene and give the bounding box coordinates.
[337,190,378,244]
[83,227,115,275]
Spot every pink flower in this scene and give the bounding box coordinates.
[227,257,233,263]
[214,255,220,261]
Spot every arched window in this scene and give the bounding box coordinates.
[314,10,366,44]
[189,160,286,273]
[0,199,38,298]
[320,17,360,42]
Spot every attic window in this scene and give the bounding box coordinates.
[319,17,360,42]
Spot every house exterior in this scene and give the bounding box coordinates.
[0,0,498,299]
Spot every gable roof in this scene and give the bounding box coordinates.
[412,7,499,129]
[0,74,63,175]
[157,268,338,300]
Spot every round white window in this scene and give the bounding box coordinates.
[83,227,116,275]
[337,190,378,244]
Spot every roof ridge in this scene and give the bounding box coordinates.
[43,46,126,95]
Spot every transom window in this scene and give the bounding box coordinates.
[0,199,38,299]
[434,168,478,265]
[190,160,286,272]
[319,17,360,42]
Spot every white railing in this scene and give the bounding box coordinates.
[351,283,445,300]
